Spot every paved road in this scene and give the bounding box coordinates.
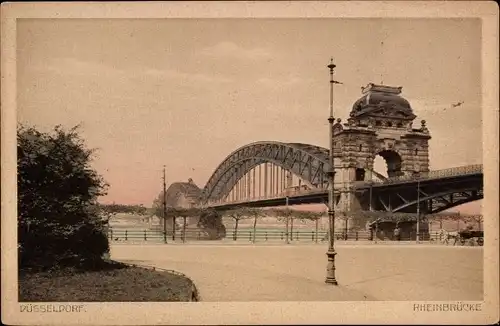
[110,243,483,302]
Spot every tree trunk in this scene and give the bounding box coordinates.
[172,216,176,241]
[163,216,167,243]
[233,218,239,241]
[182,216,187,243]
[315,218,319,243]
[285,215,290,244]
[344,217,349,240]
[290,218,294,241]
[252,216,257,243]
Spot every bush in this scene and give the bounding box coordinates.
[17,125,109,271]
[197,209,226,240]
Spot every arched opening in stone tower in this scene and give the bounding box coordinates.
[375,150,403,178]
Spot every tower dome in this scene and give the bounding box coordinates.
[350,83,415,120]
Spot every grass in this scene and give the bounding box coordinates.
[19,260,196,302]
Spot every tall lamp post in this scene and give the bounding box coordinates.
[325,58,338,285]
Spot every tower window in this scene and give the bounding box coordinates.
[375,120,382,126]
[415,148,418,155]
[387,121,393,127]
[397,122,403,128]
[355,168,365,181]
[359,144,362,152]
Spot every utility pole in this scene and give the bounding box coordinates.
[325,58,338,285]
[163,165,168,244]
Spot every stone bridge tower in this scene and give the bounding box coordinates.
[333,83,431,212]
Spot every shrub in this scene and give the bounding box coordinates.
[197,209,226,240]
[17,124,109,271]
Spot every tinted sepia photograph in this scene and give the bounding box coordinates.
[2,2,499,325]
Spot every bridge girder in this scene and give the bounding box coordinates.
[390,188,483,213]
[430,192,483,214]
[363,174,483,214]
[206,181,483,213]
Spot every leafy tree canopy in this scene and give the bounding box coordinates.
[18,124,109,271]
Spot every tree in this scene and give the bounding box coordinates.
[427,213,446,230]
[165,207,203,242]
[151,191,175,234]
[18,124,109,271]
[222,207,253,241]
[151,191,167,218]
[265,207,294,243]
[243,208,266,243]
[269,207,301,242]
[464,214,483,230]
[440,213,468,231]
[422,212,460,230]
[294,210,325,242]
[98,204,117,227]
[266,208,324,242]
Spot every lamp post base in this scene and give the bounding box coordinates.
[325,249,338,285]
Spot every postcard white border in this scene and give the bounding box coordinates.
[2,1,498,325]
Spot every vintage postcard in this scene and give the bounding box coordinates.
[1,1,499,325]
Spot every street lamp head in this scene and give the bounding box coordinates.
[327,58,336,70]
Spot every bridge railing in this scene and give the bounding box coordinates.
[108,228,459,244]
[369,164,483,185]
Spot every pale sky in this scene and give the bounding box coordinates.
[17,18,483,213]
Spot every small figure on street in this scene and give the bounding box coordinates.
[394,224,401,241]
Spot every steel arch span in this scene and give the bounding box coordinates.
[201,141,330,202]
[200,141,381,203]
[164,141,388,205]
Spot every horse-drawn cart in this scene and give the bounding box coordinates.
[458,230,484,246]
[438,229,484,246]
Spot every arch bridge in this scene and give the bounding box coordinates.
[165,83,483,216]
[165,141,483,215]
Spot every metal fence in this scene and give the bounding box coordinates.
[108,228,466,244]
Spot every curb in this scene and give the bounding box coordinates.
[116,260,201,302]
